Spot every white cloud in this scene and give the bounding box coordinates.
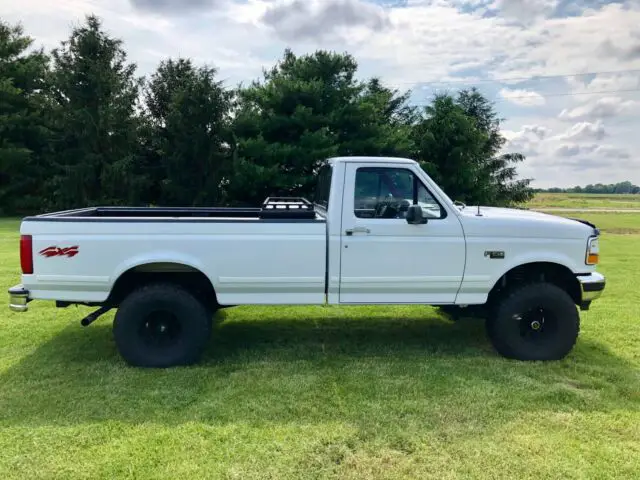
[554,143,597,157]
[594,145,630,160]
[129,0,219,15]
[261,0,390,42]
[503,124,551,155]
[599,38,640,62]
[558,97,639,121]
[483,2,640,80]
[566,72,640,97]
[502,124,551,142]
[492,0,559,22]
[499,88,546,106]
[555,121,606,142]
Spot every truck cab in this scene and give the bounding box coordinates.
[319,157,467,305]
[9,156,605,367]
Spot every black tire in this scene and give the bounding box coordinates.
[113,283,211,367]
[486,282,579,361]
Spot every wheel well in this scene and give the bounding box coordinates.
[107,263,218,309]
[488,262,581,306]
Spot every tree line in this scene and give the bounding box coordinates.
[0,15,533,215]
[538,182,640,194]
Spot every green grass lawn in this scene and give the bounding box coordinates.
[1,216,639,479]
[526,192,640,210]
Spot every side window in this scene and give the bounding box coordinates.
[353,167,444,219]
[314,164,332,210]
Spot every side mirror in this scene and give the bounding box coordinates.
[406,204,428,225]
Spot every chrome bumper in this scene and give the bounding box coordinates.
[577,272,606,305]
[8,284,29,312]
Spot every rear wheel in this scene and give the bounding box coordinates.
[486,282,579,361]
[113,283,211,367]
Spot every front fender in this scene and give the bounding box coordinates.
[487,251,582,290]
[456,239,589,305]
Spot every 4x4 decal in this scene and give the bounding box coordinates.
[39,246,79,258]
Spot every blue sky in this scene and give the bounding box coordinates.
[2,0,639,187]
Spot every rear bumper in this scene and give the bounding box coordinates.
[577,272,606,306]
[8,284,29,312]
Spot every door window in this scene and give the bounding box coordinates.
[353,167,444,219]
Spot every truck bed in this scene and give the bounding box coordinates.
[24,198,325,222]
[19,198,328,306]
[33,206,265,219]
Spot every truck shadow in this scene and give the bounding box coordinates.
[0,307,637,434]
[206,307,491,360]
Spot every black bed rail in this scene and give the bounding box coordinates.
[260,197,316,219]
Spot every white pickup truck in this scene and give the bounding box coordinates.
[8,156,605,367]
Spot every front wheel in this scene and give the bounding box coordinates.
[486,282,580,361]
[113,283,212,367]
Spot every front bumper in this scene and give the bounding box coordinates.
[8,284,29,312]
[577,272,606,307]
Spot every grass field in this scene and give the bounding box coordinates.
[1,211,639,479]
[526,192,640,210]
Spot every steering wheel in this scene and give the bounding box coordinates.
[374,199,406,219]
[374,202,390,218]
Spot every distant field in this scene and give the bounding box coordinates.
[556,212,640,235]
[526,192,640,210]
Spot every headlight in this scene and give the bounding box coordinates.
[586,236,599,265]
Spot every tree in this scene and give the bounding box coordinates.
[0,20,50,215]
[336,77,415,158]
[412,88,533,206]
[142,58,233,206]
[455,88,533,205]
[230,50,344,205]
[46,15,143,209]
[614,181,634,194]
[411,93,487,204]
[230,49,415,205]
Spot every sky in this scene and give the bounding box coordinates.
[2,0,639,188]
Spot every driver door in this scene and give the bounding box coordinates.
[339,163,465,304]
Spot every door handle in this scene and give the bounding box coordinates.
[345,226,371,236]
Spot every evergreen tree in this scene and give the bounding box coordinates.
[143,58,233,206]
[46,15,143,209]
[0,20,50,214]
[412,88,533,206]
[230,49,415,205]
[456,88,533,205]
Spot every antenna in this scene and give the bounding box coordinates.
[476,184,487,217]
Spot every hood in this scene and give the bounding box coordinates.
[457,206,598,239]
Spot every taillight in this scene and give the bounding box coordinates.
[20,235,33,274]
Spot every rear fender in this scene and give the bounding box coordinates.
[110,252,213,288]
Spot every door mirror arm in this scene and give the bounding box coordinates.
[406,204,428,225]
